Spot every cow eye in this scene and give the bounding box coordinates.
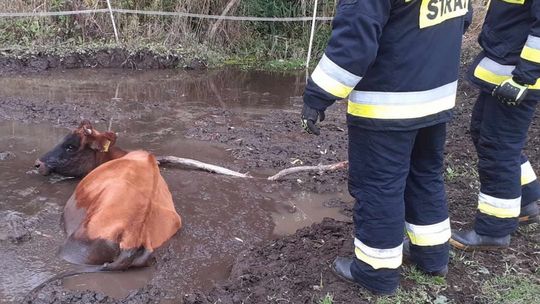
[65,144,76,152]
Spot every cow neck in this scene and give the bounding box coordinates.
[94,147,128,167]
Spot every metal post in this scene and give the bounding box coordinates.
[305,0,319,83]
[106,0,120,43]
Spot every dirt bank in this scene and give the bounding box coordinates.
[0,48,206,75]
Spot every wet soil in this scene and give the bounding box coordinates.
[0,48,205,75]
[1,59,539,303]
[0,69,350,304]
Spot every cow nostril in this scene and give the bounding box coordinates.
[34,160,43,169]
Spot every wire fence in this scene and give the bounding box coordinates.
[0,8,334,21]
[0,1,335,71]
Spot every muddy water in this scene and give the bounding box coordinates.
[0,69,350,303]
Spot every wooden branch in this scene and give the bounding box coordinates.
[267,161,348,181]
[208,0,240,40]
[156,156,251,178]
[156,156,348,182]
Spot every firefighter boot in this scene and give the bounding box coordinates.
[332,257,396,296]
[450,230,510,251]
[519,201,539,225]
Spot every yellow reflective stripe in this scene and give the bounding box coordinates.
[478,202,520,218]
[311,65,354,99]
[477,193,521,218]
[406,219,451,246]
[521,161,537,186]
[354,239,402,270]
[474,57,540,89]
[473,65,508,85]
[501,0,525,4]
[347,95,455,119]
[520,45,540,64]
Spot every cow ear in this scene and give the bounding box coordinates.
[89,132,117,153]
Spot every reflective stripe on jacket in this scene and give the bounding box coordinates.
[468,0,540,99]
[304,0,472,130]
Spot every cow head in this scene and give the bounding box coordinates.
[35,120,118,177]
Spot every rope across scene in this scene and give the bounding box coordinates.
[0,6,333,70]
[0,8,333,22]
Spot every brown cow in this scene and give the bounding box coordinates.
[35,120,181,270]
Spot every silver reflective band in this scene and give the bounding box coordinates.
[521,161,537,186]
[405,219,451,236]
[406,218,451,246]
[479,192,521,209]
[478,57,514,76]
[354,238,402,259]
[526,35,540,50]
[318,54,362,88]
[349,81,458,105]
[478,192,521,218]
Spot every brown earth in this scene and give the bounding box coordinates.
[5,72,539,303]
[0,48,206,75]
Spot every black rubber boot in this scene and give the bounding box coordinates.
[402,239,448,277]
[519,201,540,225]
[450,230,510,251]
[332,257,396,296]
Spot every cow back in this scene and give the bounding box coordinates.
[64,150,181,256]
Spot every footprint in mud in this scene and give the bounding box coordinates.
[0,151,15,160]
[0,211,33,243]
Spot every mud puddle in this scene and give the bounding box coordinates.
[0,67,348,303]
[0,68,305,114]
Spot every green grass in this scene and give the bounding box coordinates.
[376,287,432,304]
[319,293,334,304]
[0,0,334,71]
[481,275,540,304]
[402,265,446,287]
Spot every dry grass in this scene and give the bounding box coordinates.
[0,0,487,67]
[0,0,235,45]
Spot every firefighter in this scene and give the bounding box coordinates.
[451,0,540,251]
[301,0,472,295]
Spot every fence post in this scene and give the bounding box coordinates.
[305,0,319,83]
[106,0,120,43]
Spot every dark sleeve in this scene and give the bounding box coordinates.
[513,0,540,85]
[303,0,392,110]
[464,0,473,33]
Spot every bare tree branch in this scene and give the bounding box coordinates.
[156,156,348,181]
[267,161,348,181]
[156,156,251,178]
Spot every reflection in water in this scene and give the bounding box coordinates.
[271,190,351,237]
[0,68,304,111]
[63,267,155,299]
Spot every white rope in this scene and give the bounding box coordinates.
[106,0,120,44]
[305,0,319,83]
[0,8,334,22]
[0,9,110,17]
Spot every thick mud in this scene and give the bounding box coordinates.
[0,69,349,303]
[0,64,538,304]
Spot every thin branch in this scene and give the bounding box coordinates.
[156,156,348,181]
[156,156,250,178]
[267,161,348,181]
